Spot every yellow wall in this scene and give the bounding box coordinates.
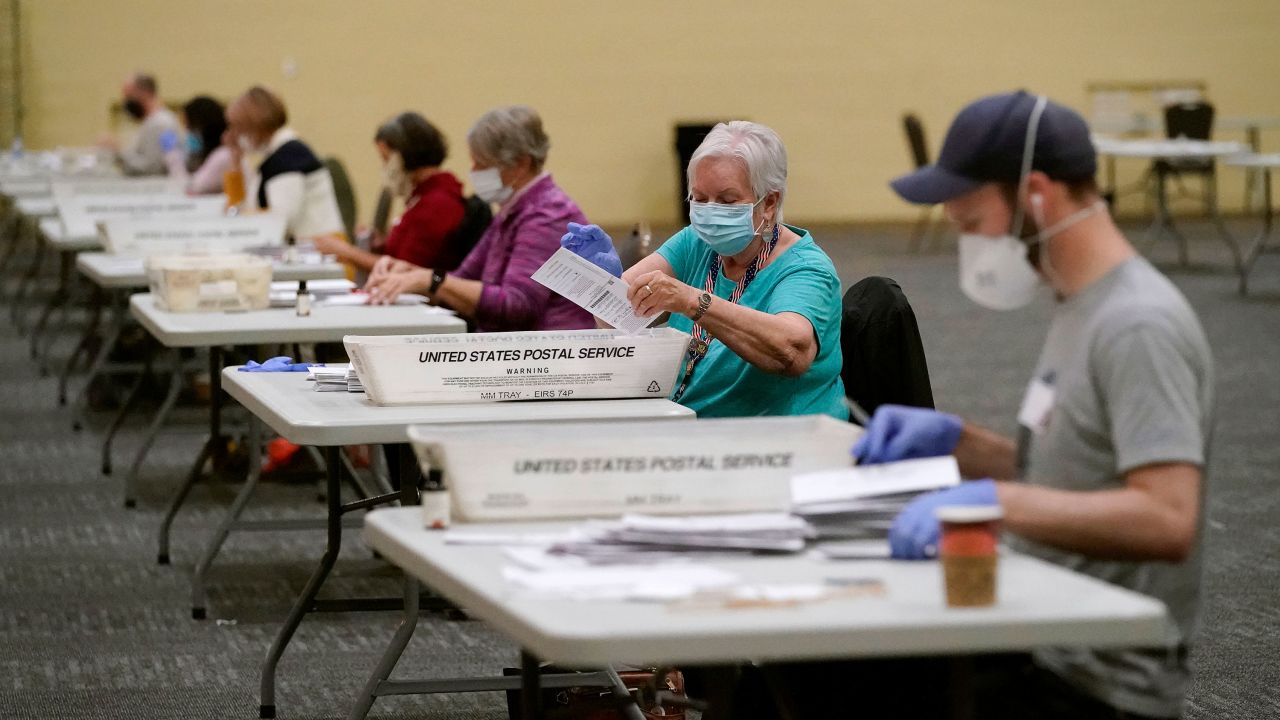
[18,0,1280,225]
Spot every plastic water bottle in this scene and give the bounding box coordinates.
[295,279,311,317]
[420,468,450,530]
[160,130,187,178]
[10,136,23,159]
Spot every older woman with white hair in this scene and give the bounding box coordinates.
[367,105,594,331]
[561,120,846,418]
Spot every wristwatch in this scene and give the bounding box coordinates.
[428,270,447,295]
[690,291,713,321]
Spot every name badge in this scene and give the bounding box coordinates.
[1017,376,1056,436]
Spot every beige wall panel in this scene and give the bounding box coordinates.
[20,1,1280,225]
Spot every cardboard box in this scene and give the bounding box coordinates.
[146,253,273,312]
[101,215,285,256]
[345,328,690,406]
[408,415,859,522]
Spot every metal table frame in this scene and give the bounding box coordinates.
[364,510,1171,720]
[1097,139,1247,270]
[1225,155,1280,294]
[217,370,694,719]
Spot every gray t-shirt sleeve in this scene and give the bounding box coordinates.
[1094,316,1206,473]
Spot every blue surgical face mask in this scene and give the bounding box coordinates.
[689,197,765,256]
[186,133,203,156]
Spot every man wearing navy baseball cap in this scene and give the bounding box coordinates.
[845,91,1212,718]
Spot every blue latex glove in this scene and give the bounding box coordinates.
[853,405,963,465]
[239,356,321,372]
[159,129,178,153]
[560,222,623,278]
[889,480,999,560]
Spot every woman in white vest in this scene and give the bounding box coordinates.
[223,85,345,242]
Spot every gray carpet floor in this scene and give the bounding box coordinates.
[1,217,1277,718]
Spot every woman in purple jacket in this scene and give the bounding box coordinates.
[366,105,594,332]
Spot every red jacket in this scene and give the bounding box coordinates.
[383,171,466,270]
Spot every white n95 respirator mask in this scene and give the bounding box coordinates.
[957,232,1043,311]
[956,95,1050,312]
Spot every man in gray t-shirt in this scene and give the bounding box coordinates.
[845,92,1212,720]
[99,72,183,177]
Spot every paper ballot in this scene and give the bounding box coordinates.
[531,248,658,334]
[790,456,962,513]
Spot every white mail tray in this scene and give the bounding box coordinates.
[146,253,272,312]
[408,415,860,522]
[345,327,690,406]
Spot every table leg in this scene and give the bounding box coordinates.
[122,349,184,509]
[39,265,85,374]
[1201,170,1244,274]
[28,248,70,361]
[347,445,423,720]
[1146,170,1191,265]
[0,210,20,275]
[1244,125,1262,212]
[1240,167,1274,295]
[259,445,344,720]
[347,577,421,720]
[101,352,151,477]
[520,650,545,720]
[603,666,647,720]
[11,221,46,331]
[71,289,127,432]
[190,415,262,618]
[156,347,226,562]
[58,283,103,405]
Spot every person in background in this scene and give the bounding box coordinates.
[560,121,846,419]
[181,96,233,195]
[312,112,466,272]
[98,72,184,176]
[365,105,593,331]
[223,85,345,242]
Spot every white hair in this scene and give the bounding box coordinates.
[687,120,787,221]
[467,105,551,171]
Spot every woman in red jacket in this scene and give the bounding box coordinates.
[313,112,467,272]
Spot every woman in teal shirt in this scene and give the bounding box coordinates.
[560,121,846,419]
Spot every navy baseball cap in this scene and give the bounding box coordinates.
[891,91,1097,205]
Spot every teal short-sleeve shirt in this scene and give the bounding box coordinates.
[655,225,847,419]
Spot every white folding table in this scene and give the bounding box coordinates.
[1093,137,1249,269]
[1219,116,1280,209]
[66,254,346,477]
[1224,153,1280,294]
[364,509,1169,720]
[126,293,465,544]
[220,369,694,719]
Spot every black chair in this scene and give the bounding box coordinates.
[322,156,358,240]
[839,276,935,423]
[1152,102,1219,227]
[902,114,941,253]
[446,195,493,265]
[371,187,393,238]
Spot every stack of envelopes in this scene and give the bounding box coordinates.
[790,456,961,540]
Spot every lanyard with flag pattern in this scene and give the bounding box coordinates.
[671,224,780,402]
